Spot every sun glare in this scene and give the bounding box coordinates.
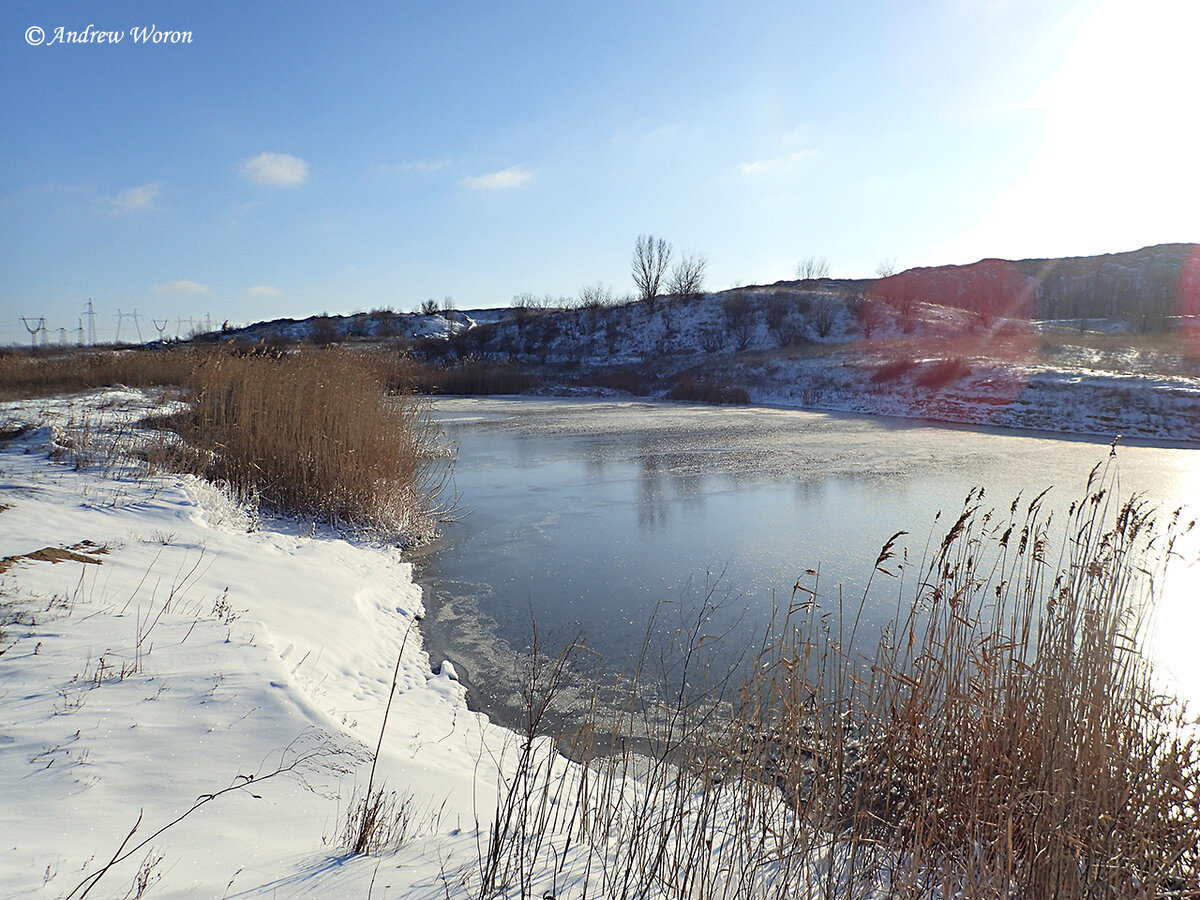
[940,0,1200,263]
[1150,461,1200,707]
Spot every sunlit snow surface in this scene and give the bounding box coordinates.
[0,390,513,898]
[0,390,1195,898]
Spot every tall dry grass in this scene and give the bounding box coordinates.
[0,346,450,544]
[471,459,1199,899]
[0,348,203,400]
[180,349,448,542]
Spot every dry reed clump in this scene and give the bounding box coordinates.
[666,373,751,404]
[571,368,655,397]
[473,459,1199,899]
[0,348,204,401]
[0,346,450,543]
[731,468,1200,898]
[393,357,539,395]
[871,357,917,384]
[914,356,971,389]
[182,349,448,543]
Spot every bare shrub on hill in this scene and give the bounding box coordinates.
[915,356,971,388]
[854,294,884,337]
[795,254,830,282]
[766,297,807,348]
[310,315,341,346]
[698,327,725,354]
[811,295,840,337]
[722,291,756,351]
[667,252,707,301]
[578,283,614,310]
[870,357,917,383]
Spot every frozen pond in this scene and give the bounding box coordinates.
[411,397,1200,723]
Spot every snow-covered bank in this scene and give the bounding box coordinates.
[0,390,517,898]
[4,389,1196,899]
[734,353,1200,443]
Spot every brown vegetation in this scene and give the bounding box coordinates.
[178,350,447,541]
[0,348,203,401]
[477,465,1200,898]
[0,346,450,543]
[914,355,971,388]
[666,373,751,404]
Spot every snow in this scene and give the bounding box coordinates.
[3,385,1193,897]
[0,390,522,898]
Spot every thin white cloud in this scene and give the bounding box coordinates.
[247,285,282,297]
[461,166,535,191]
[153,280,210,294]
[737,151,815,177]
[33,181,91,196]
[240,152,309,188]
[101,182,162,214]
[403,158,452,174]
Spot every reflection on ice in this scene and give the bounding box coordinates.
[413,397,1199,722]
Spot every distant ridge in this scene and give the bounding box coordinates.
[871,242,1200,326]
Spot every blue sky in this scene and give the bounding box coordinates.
[2,0,1197,344]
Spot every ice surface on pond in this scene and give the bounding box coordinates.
[416,397,1200,722]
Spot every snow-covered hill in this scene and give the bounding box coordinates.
[190,244,1200,443]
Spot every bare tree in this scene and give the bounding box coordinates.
[795,255,830,282]
[667,252,707,301]
[632,234,672,308]
[875,257,898,278]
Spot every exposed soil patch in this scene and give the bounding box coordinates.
[0,541,107,575]
[0,425,34,444]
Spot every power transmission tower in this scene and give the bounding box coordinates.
[58,326,67,346]
[84,299,97,345]
[77,319,85,346]
[114,309,123,344]
[20,316,44,349]
[153,319,168,341]
[131,309,144,343]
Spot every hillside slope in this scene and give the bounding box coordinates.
[211,244,1200,443]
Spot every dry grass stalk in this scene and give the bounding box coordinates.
[0,348,204,400]
[473,460,1198,899]
[180,348,447,543]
